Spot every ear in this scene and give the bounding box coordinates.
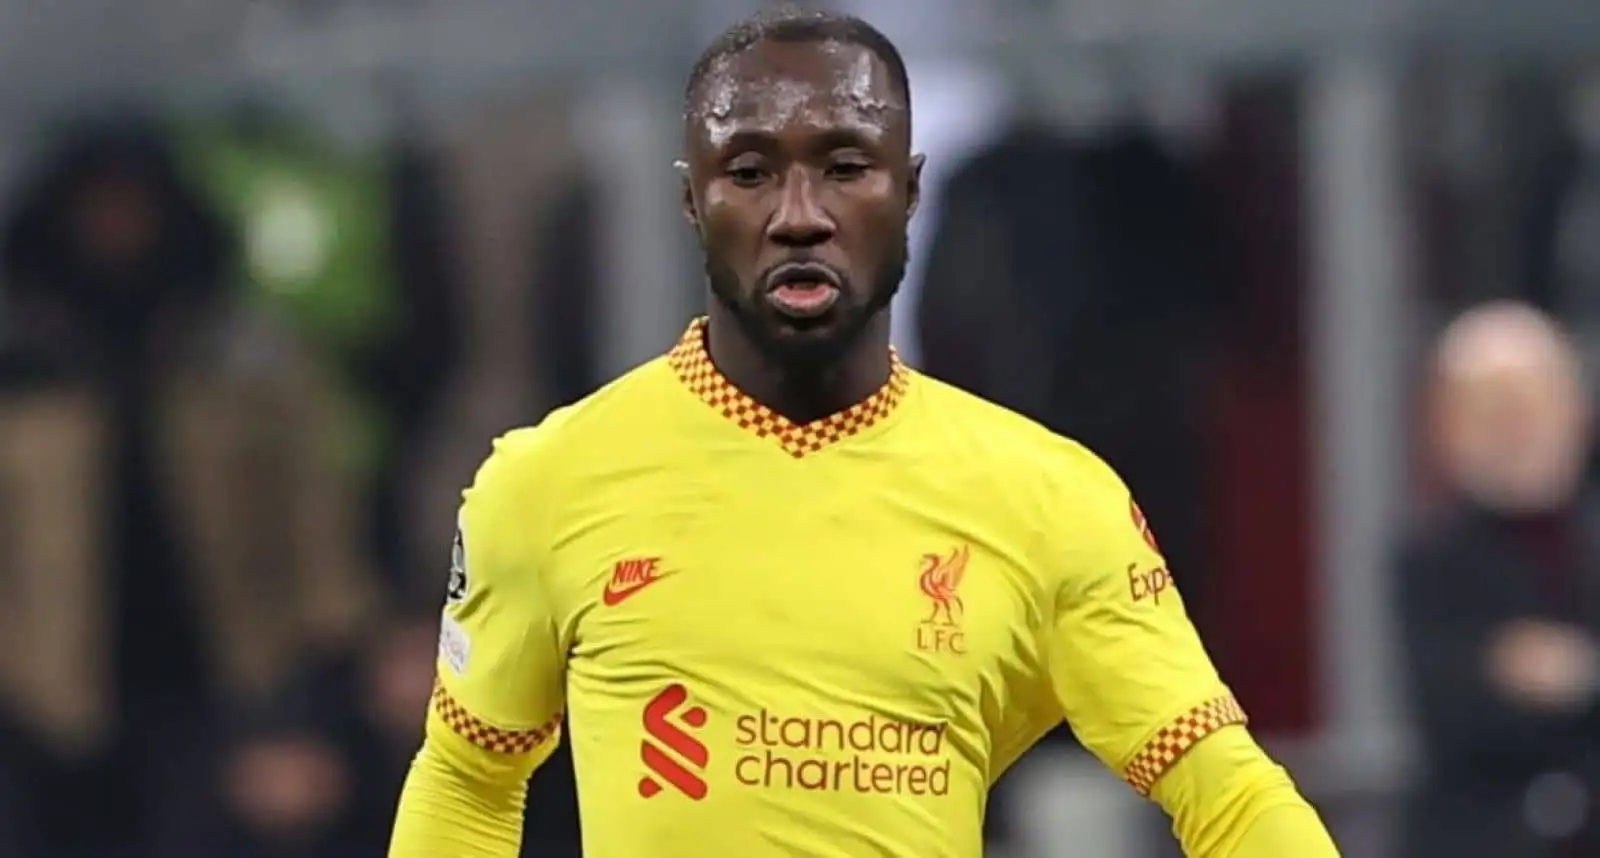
[907,153,926,220]
[675,159,699,229]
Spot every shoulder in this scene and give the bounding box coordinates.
[464,357,681,526]
[909,375,1137,584]
[913,372,1125,501]
[477,357,678,476]
[929,383,1161,610]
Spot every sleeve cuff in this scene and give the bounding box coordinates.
[1123,692,1248,795]
[431,680,562,755]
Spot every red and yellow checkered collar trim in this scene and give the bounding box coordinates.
[666,317,911,458]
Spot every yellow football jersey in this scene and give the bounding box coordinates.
[405,318,1249,857]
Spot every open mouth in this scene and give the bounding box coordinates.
[764,262,842,320]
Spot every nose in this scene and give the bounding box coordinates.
[766,168,835,247]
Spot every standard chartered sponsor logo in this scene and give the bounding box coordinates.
[732,711,951,795]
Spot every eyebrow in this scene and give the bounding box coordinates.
[706,124,887,154]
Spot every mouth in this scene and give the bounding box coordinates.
[763,262,843,320]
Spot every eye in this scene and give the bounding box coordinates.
[724,162,769,188]
[825,158,871,182]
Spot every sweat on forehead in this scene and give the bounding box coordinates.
[687,40,904,125]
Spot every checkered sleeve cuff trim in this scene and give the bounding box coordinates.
[1122,693,1248,796]
[432,680,561,755]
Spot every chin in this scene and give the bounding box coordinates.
[764,325,853,365]
[755,311,863,365]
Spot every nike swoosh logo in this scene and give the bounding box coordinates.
[603,574,668,606]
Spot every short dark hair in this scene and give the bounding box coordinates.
[683,6,911,123]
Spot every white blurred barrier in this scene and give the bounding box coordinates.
[1304,54,1414,791]
[1004,744,1151,858]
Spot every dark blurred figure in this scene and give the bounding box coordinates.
[0,116,380,857]
[0,116,228,857]
[343,607,439,850]
[203,705,362,858]
[174,107,467,593]
[1397,301,1600,857]
[162,609,435,857]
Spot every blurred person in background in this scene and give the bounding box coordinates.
[344,603,459,850]
[169,602,440,857]
[200,699,361,858]
[1396,300,1600,857]
[0,115,381,856]
[172,104,468,596]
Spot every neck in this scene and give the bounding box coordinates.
[705,306,892,424]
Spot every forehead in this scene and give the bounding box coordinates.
[691,40,902,143]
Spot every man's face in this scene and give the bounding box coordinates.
[682,39,922,363]
[1433,313,1593,513]
[1440,357,1591,513]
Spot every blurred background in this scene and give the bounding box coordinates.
[0,0,1598,856]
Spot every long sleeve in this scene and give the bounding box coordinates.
[1045,446,1338,855]
[392,710,541,855]
[1150,725,1338,856]
[390,431,567,857]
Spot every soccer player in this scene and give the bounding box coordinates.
[389,7,1340,857]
